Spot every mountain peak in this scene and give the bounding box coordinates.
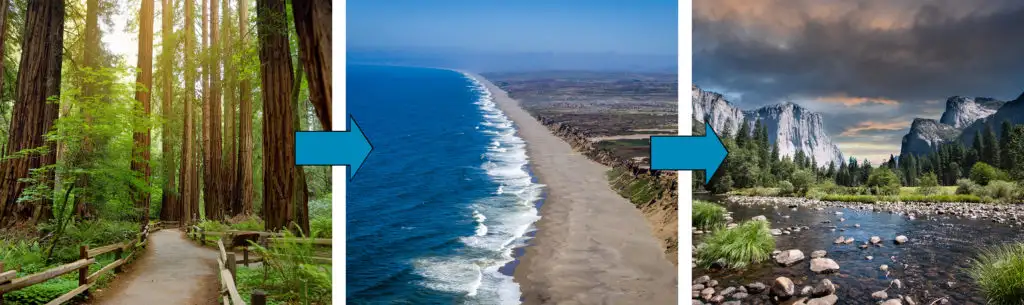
[939,96,1004,128]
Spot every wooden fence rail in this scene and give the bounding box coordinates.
[0,221,171,305]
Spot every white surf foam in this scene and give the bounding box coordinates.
[414,73,543,304]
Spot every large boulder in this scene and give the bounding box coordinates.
[770,277,796,300]
[811,250,827,258]
[895,235,908,244]
[775,249,806,266]
[809,258,840,273]
[812,279,836,297]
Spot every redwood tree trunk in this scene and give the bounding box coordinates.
[292,0,331,130]
[221,0,237,216]
[0,0,64,227]
[37,0,63,224]
[132,0,155,228]
[292,63,309,234]
[159,0,178,222]
[235,0,253,216]
[179,0,199,224]
[257,0,295,231]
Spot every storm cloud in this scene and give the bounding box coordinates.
[694,0,1024,161]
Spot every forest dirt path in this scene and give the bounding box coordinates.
[87,228,220,305]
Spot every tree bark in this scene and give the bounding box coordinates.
[292,63,308,234]
[257,0,295,232]
[221,0,237,216]
[291,0,331,130]
[179,0,199,224]
[159,0,178,222]
[132,0,155,228]
[0,0,64,227]
[74,0,100,220]
[37,0,63,224]
[235,0,253,216]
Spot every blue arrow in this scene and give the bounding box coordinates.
[295,115,374,179]
[650,124,729,184]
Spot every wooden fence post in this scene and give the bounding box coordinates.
[114,247,124,273]
[227,252,237,281]
[243,247,249,267]
[200,228,206,246]
[79,246,89,297]
[0,262,6,305]
[251,289,267,305]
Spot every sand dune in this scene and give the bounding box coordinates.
[468,73,677,305]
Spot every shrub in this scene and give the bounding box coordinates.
[970,243,1024,304]
[957,179,984,196]
[970,162,1001,186]
[248,230,332,304]
[898,194,985,203]
[815,180,841,194]
[918,172,940,195]
[196,219,229,232]
[695,220,775,269]
[986,180,1019,202]
[228,216,264,231]
[790,170,815,195]
[778,181,794,196]
[693,201,727,231]
[805,188,827,200]
[867,167,901,195]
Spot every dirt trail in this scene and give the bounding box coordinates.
[88,228,219,305]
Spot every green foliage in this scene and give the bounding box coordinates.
[778,180,794,195]
[196,219,230,232]
[0,239,46,273]
[695,220,775,269]
[229,216,265,231]
[805,188,827,200]
[867,167,901,195]
[693,201,727,231]
[308,196,332,238]
[957,179,983,195]
[790,169,815,195]
[970,162,1001,186]
[970,243,1024,305]
[247,229,332,304]
[37,219,137,262]
[3,276,80,305]
[727,187,779,197]
[985,180,1019,201]
[918,172,940,195]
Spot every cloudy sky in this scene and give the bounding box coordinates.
[694,0,1024,163]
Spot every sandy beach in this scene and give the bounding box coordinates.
[468,73,677,305]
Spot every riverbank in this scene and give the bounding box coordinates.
[728,195,1024,225]
[692,197,1024,304]
[467,72,677,304]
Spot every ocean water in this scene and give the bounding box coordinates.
[347,65,543,305]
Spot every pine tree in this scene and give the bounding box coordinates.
[983,123,1000,166]
[1000,120,1012,170]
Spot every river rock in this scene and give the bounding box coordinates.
[800,286,812,296]
[881,299,902,305]
[844,237,854,244]
[752,215,768,222]
[895,235,908,244]
[811,250,827,258]
[746,282,767,293]
[708,280,718,287]
[872,290,888,299]
[833,237,844,244]
[722,301,740,305]
[770,277,796,299]
[775,249,806,266]
[892,279,902,289]
[693,300,703,305]
[696,275,710,284]
[701,288,715,300]
[693,284,705,290]
[812,279,836,297]
[806,294,838,305]
[860,244,869,249]
[731,292,748,300]
[709,295,724,303]
[771,229,783,236]
[870,236,882,244]
[810,258,840,273]
[718,286,736,296]
[880,264,889,271]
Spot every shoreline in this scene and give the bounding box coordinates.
[465,72,677,305]
[725,195,1024,223]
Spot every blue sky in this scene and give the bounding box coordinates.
[348,1,677,56]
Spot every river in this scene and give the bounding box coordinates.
[694,197,1024,304]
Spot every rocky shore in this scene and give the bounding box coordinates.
[729,196,1024,226]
